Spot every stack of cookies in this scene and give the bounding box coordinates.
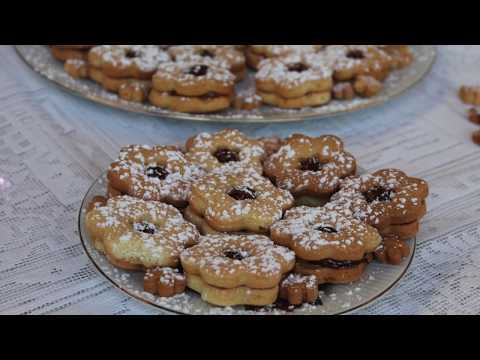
[85,129,429,309]
[51,44,415,113]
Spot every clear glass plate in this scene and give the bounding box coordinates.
[17,45,435,124]
[78,174,416,315]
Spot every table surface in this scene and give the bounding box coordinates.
[1,45,479,315]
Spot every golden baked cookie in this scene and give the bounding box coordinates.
[329,169,429,232]
[353,75,383,98]
[374,236,411,265]
[180,234,295,306]
[271,206,382,262]
[459,86,480,106]
[255,53,333,109]
[379,45,414,69]
[144,267,187,297]
[108,145,204,208]
[271,206,381,284]
[332,82,356,100]
[169,45,246,81]
[85,196,199,269]
[185,129,265,174]
[256,53,333,98]
[64,59,89,79]
[295,256,373,285]
[189,168,294,234]
[264,134,356,198]
[148,90,232,113]
[279,274,319,306]
[89,66,151,95]
[152,61,235,97]
[324,45,392,81]
[88,45,170,80]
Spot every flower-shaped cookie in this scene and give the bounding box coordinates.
[169,45,246,80]
[264,134,357,198]
[189,168,294,234]
[180,234,295,289]
[144,267,186,298]
[271,206,382,262]
[256,53,333,99]
[328,169,429,230]
[185,129,266,174]
[108,145,203,208]
[324,45,392,81]
[152,61,235,97]
[279,274,319,306]
[88,45,171,79]
[85,196,199,269]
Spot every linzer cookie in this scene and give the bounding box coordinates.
[255,53,333,108]
[189,168,294,234]
[185,129,265,174]
[108,145,204,208]
[85,196,199,270]
[264,134,356,199]
[328,169,429,240]
[324,45,393,81]
[271,206,382,284]
[180,234,295,307]
[87,45,170,102]
[149,61,235,113]
[169,45,247,81]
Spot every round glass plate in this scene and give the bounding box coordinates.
[17,45,435,124]
[79,174,416,315]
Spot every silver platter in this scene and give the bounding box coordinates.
[79,174,416,315]
[17,45,435,124]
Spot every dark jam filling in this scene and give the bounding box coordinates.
[224,250,247,261]
[346,50,365,60]
[287,62,309,72]
[363,187,392,203]
[199,49,215,58]
[146,166,169,180]
[133,222,156,235]
[188,64,209,77]
[315,226,338,234]
[309,255,372,269]
[126,50,139,59]
[214,148,239,163]
[300,156,323,172]
[228,187,256,201]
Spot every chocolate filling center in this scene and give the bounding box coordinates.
[214,148,239,163]
[224,250,247,261]
[316,226,338,234]
[228,187,256,201]
[363,187,392,203]
[188,64,209,77]
[287,62,309,72]
[310,255,371,269]
[300,156,323,172]
[133,222,156,235]
[146,166,169,180]
[346,50,365,60]
[126,50,139,59]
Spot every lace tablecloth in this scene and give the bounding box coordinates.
[1,45,479,315]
